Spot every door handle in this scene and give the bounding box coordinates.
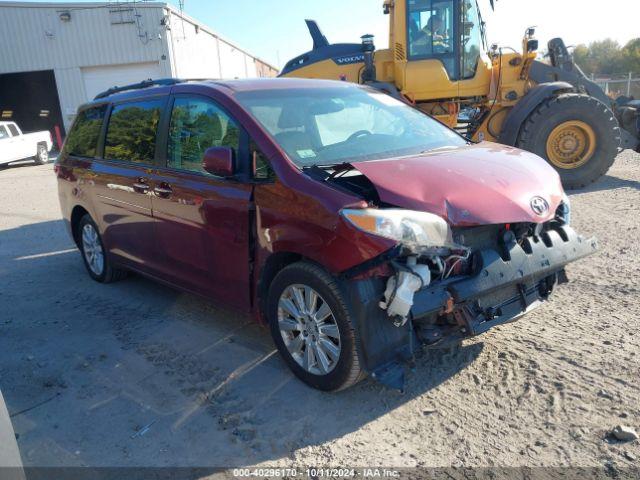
[132,178,150,194]
[153,183,173,198]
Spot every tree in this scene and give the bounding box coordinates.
[621,38,640,74]
[572,38,639,77]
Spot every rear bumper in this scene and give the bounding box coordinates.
[344,226,597,389]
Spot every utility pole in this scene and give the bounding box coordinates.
[627,72,632,97]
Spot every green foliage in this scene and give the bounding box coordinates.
[104,104,161,163]
[573,38,640,76]
[64,106,106,157]
[168,98,240,173]
[622,39,640,73]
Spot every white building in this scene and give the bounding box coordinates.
[0,1,278,146]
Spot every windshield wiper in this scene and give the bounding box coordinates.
[304,162,353,171]
[302,162,355,181]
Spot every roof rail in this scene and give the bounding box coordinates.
[93,78,184,100]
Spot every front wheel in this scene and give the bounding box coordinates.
[516,94,620,189]
[267,262,365,391]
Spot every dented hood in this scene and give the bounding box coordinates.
[351,142,564,226]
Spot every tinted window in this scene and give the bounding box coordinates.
[167,97,240,174]
[104,100,163,164]
[0,126,8,139]
[7,124,19,136]
[64,105,107,157]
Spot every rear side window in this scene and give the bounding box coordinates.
[7,124,19,136]
[0,126,8,139]
[104,100,163,164]
[64,105,107,157]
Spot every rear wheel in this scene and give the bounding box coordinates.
[77,214,127,283]
[34,143,49,165]
[516,94,620,189]
[267,262,365,391]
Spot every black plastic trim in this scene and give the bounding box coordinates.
[413,226,597,319]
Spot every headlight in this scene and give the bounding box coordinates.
[556,192,571,225]
[341,208,455,249]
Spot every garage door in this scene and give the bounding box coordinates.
[81,62,163,101]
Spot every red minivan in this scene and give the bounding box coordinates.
[56,78,596,391]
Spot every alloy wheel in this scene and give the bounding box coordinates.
[277,284,341,375]
[81,223,104,276]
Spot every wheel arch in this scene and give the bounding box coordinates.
[498,81,574,146]
[70,205,90,248]
[256,251,305,323]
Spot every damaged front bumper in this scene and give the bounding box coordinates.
[342,226,597,390]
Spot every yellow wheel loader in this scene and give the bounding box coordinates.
[280,0,640,189]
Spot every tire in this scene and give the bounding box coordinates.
[516,93,620,189]
[267,262,365,391]
[77,214,127,283]
[34,143,49,165]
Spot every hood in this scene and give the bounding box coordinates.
[351,142,564,226]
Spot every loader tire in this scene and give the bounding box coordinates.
[516,93,620,189]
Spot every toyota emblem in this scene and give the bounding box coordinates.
[530,196,549,216]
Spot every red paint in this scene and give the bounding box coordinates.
[56,78,567,325]
[54,125,63,151]
[352,142,563,226]
[202,147,234,177]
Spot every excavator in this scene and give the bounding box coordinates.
[279,0,640,189]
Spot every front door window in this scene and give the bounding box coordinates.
[167,97,240,175]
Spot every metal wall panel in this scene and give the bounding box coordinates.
[0,2,278,130]
[168,12,222,79]
[166,9,278,79]
[53,66,86,128]
[0,3,171,74]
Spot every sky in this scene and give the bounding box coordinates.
[173,0,639,68]
[15,0,639,69]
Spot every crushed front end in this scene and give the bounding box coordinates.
[340,219,597,390]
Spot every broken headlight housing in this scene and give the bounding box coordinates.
[341,208,457,249]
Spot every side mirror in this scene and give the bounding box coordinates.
[202,146,234,177]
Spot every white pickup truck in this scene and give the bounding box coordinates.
[0,121,53,166]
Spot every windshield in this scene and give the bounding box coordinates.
[235,86,466,168]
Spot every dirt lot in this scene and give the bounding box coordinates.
[0,151,638,471]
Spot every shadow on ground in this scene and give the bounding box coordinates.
[0,220,483,467]
[572,174,640,194]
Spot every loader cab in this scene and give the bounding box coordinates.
[407,0,457,78]
[392,0,491,99]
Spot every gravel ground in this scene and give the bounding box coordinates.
[0,151,638,472]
